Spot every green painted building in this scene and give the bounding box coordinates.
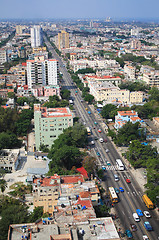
[34,104,73,150]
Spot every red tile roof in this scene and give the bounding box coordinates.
[76,167,88,179]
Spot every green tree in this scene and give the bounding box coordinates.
[61,89,71,100]
[84,94,94,104]
[101,104,117,119]
[82,156,97,176]
[29,206,43,222]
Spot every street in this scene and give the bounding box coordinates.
[44,35,159,240]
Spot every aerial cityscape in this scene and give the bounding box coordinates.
[0,1,159,240]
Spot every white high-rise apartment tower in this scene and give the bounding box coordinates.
[31,26,43,48]
[27,59,59,89]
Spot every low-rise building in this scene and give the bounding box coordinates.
[34,104,73,150]
[114,110,143,130]
[0,149,21,172]
[143,70,159,88]
[124,64,136,79]
[32,85,61,99]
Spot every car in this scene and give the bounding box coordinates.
[80,99,83,102]
[125,229,133,238]
[143,235,149,240]
[75,93,77,95]
[75,90,78,93]
[106,149,109,153]
[93,127,96,129]
[119,187,124,192]
[114,188,120,194]
[144,221,152,231]
[88,111,91,114]
[94,121,97,125]
[96,152,101,157]
[85,108,88,110]
[104,139,107,143]
[133,213,140,222]
[98,129,102,133]
[91,141,95,145]
[136,209,143,216]
[99,138,104,143]
[94,136,98,140]
[130,224,137,232]
[106,161,111,166]
[102,166,106,171]
[143,211,151,218]
[126,178,131,183]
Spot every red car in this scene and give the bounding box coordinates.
[126,178,131,183]
[98,129,102,133]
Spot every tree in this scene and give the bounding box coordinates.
[29,206,43,222]
[0,179,7,193]
[115,122,145,147]
[39,144,49,153]
[82,156,97,176]
[7,92,15,99]
[77,42,82,48]
[61,89,70,100]
[101,104,117,119]
[84,94,94,104]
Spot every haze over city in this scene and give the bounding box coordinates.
[0,0,159,20]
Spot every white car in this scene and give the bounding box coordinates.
[91,141,95,145]
[143,235,149,240]
[143,211,151,218]
[106,149,109,153]
[99,138,103,143]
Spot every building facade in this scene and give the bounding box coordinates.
[58,30,69,50]
[34,104,73,150]
[31,26,43,48]
[27,59,59,89]
[0,48,7,64]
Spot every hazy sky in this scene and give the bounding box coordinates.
[0,0,159,20]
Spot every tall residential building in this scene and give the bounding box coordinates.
[27,59,59,88]
[58,30,69,50]
[31,26,43,48]
[34,104,73,150]
[0,49,7,64]
[16,25,23,35]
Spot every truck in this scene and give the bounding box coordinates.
[142,194,154,209]
[86,127,91,136]
[144,222,152,231]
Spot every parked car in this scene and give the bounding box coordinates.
[143,211,151,218]
[136,209,143,217]
[126,178,131,183]
[130,224,137,232]
[119,187,124,192]
[125,229,133,238]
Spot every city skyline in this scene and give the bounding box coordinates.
[0,0,159,21]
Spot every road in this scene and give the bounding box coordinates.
[44,35,159,240]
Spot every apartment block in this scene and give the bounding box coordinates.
[57,30,69,50]
[31,26,43,48]
[124,64,136,79]
[143,71,159,88]
[32,85,61,98]
[34,104,73,150]
[0,48,7,64]
[131,39,141,50]
[85,74,122,87]
[27,59,59,89]
[16,25,23,35]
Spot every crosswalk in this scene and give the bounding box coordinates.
[100,165,127,171]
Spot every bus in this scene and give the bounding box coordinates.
[86,127,91,136]
[116,159,125,171]
[142,194,154,209]
[109,187,118,203]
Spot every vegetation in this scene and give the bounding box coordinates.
[101,104,117,120]
[82,156,97,177]
[125,140,159,204]
[9,182,32,198]
[119,81,150,92]
[0,31,15,48]
[108,122,145,146]
[61,89,71,100]
[48,123,88,175]
[43,95,69,108]
[76,68,95,74]
[0,196,44,240]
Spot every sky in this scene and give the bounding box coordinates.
[0,0,159,21]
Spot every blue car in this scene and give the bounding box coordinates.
[119,187,124,192]
[136,209,143,217]
[125,229,133,238]
[96,152,101,157]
